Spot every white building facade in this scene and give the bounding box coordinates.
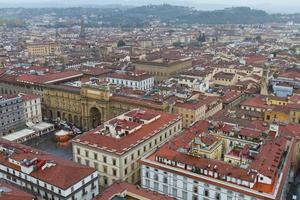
[141,164,258,200]
[107,73,154,90]
[0,140,99,200]
[19,93,42,123]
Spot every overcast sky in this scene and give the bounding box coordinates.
[0,0,299,13]
[0,0,298,5]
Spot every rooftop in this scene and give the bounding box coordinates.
[94,181,174,200]
[73,109,181,155]
[213,72,235,80]
[0,180,35,200]
[0,139,96,189]
[108,71,153,81]
[141,120,291,198]
[16,70,83,85]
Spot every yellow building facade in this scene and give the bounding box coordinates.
[27,42,60,56]
[134,58,192,82]
[43,84,169,130]
[189,135,223,160]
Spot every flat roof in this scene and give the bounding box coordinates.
[32,122,54,131]
[2,129,35,141]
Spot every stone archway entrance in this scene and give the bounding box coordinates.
[90,107,101,128]
[57,111,61,120]
[49,110,53,120]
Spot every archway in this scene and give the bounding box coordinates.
[74,115,79,127]
[68,114,73,123]
[57,111,61,120]
[90,107,101,128]
[49,110,53,120]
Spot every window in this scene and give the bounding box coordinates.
[172,187,177,197]
[113,169,117,176]
[154,182,159,190]
[193,185,198,193]
[103,156,107,163]
[204,189,209,197]
[227,190,233,194]
[163,185,168,194]
[154,174,158,181]
[94,153,98,160]
[239,193,245,198]
[173,178,177,186]
[77,148,80,155]
[113,159,116,166]
[183,182,187,190]
[103,177,108,185]
[103,166,107,173]
[216,193,221,200]
[182,191,188,200]
[131,153,134,160]
[85,150,89,157]
[163,176,168,184]
[145,179,150,187]
[124,158,127,165]
[94,162,99,170]
[145,171,150,178]
[124,168,128,175]
[192,195,198,200]
[85,160,90,166]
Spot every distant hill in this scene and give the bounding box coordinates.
[100,5,271,27]
[0,4,298,27]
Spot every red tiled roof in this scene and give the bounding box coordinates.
[213,72,235,80]
[0,180,35,200]
[240,95,272,109]
[81,68,112,76]
[222,90,242,103]
[18,93,40,101]
[73,110,180,155]
[108,72,152,81]
[250,137,288,179]
[16,70,83,85]
[94,181,174,200]
[245,55,267,65]
[141,120,291,197]
[239,128,262,139]
[0,139,96,189]
[199,135,218,146]
[278,69,300,80]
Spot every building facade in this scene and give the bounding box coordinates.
[19,93,42,124]
[72,109,182,187]
[107,72,154,91]
[0,94,25,134]
[140,120,292,200]
[27,43,61,57]
[134,58,192,82]
[173,95,222,128]
[0,139,99,200]
[43,83,169,130]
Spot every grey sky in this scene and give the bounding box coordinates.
[0,0,299,13]
[0,0,298,6]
